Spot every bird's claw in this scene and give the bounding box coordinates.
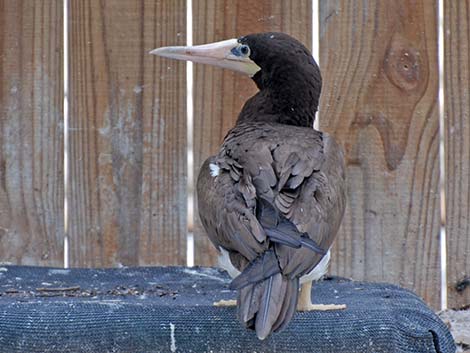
[297,303,347,312]
[213,299,237,307]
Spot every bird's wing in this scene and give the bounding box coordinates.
[196,121,346,338]
[198,122,344,268]
[198,154,268,264]
[270,130,346,278]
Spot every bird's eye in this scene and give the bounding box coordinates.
[231,44,251,57]
[240,45,250,56]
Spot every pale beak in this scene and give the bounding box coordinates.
[149,38,261,77]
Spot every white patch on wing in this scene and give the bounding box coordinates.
[218,247,241,279]
[300,250,331,284]
[209,163,220,177]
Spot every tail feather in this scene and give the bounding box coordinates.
[238,283,264,325]
[236,271,299,340]
[231,199,308,339]
[255,273,287,340]
[272,277,299,333]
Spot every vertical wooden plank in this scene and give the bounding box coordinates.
[319,1,441,307]
[192,0,312,265]
[444,1,470,309]
[0,1,64,266]
[69,0,186,267]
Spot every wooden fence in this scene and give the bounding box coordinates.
[0,0,468,310]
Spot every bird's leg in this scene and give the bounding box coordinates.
[213,299,237,307]
[297,281,347,311]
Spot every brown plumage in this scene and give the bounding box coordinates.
[151,32,346,340]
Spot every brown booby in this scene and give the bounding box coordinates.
[151,32,347,340]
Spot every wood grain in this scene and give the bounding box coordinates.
[192,0,312,265]
[444,0,470,309]
[0,0,64,266]
[68,0,186,267]
[319,1,441,308]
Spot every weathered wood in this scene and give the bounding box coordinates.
[68,0,186,266]
[192,0,312,265]
[0,0,64,266]
[444,0,470,309]
[319,1,441,308]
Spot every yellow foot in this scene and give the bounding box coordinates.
[297,303,347,312]
[213,299,237,307]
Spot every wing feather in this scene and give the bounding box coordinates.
[196,122,346,339]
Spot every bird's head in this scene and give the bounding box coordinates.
[150,32,322,126]
[150,32,321,92]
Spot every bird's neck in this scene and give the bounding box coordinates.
[236,70,321,128]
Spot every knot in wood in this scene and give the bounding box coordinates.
[384,37,421,91]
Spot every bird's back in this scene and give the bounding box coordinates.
[197,121,346,338]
